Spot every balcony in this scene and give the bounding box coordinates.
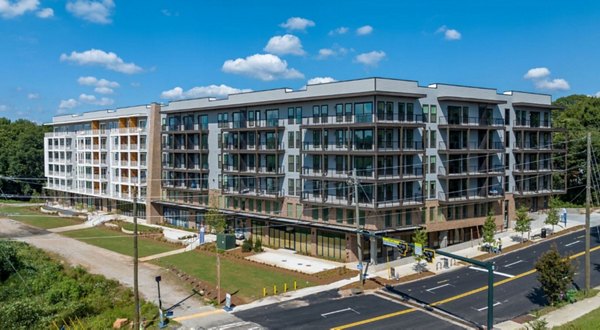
[438,165,504,177]
[223,187,281,198]
[220,118,285,130]
[438,141,504,152]
[438,186,504,203]
[302,167,375,180]
[513,119,553,129]
[513,164,553,173]
[376,194,424,208]
[438,116,504,128]
[301,114,425,127]
[513,188,566,196]
[513,142,564,151]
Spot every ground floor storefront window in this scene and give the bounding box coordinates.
[316,230,344,261]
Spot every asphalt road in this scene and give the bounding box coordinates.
[236,226,600,330]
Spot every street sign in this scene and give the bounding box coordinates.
[414,243,423,256]
[383,237,402,247]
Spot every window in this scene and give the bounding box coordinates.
[312,208,319,221]
[429,156,436,174]
[336,209,343,223]
[406,212,412,225]
[288,155,294,172]
[295,155,301,172]
[248,110,255,127]
[353,129,373,150]
[385,212,392,228]
[295,131,301,148]
[335,104,343,122]
[430,105,437,123]
[407,103,415,121]
[312,130,322,147]
[354,102,373,123]
[398,102,405,121]
[377,101,385,120]
[347,210,354,225]
[422,105,429,123]
[295,107,302,124]
[288,132,295,148]
[429,181,436,199]
[266,109,279,127]
[359,211,366,226]
[287,203,294,218]
[321,105,328,123]
[288,107,295,124]
[288,179,295,196]
[504,108,510,126]
[345,103,352,121]
[313,105,320,123]
[323,208,329,222]
[430,130,437,148]
[335,130,346,148]
[296,179,301,196]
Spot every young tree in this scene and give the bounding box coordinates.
[545,204,560,233]
[482,212,497,246]
[515,205,532,243]
[535,245,575,305]
[412,228,428,273]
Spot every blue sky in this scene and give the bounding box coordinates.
[0,0,599,122]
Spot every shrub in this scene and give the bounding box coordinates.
[253,238,263,253]
[241,239,253,252]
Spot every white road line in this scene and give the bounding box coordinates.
[504,260,524,267]
[321,307,359,318]
[565,240,581,247]
[477,302,501,311]
[470,266,514,278]
[426,283,451,293]
[577,235,585,239]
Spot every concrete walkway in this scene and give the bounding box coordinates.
[496,286,600,329]
[247,248,344,274]
[47,222,92,233]
[139,247,187,262]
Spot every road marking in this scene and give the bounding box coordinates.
[477,302,501,311]
[321,308,359,318]
[504,260,524,267]
[577,235,585,239]
[437,279,449,284]
[173,309,225,322]
[331,244,600,330]
[426,283,450,293]
[470,266,514,278]
[565,240,581,247]
[212,321,256,330]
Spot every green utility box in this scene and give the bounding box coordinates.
[216,233,236,251]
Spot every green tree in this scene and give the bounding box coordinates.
[412,228,428,272]
[205,207,226,235]
[515,205,532,243]
[534,245,575,305]
[545,199,560,233]
[482,212,497,246]
[0,240,20,281]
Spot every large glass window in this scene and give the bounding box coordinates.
[335,104,343,122]
[266,109,279,127]
[354,102,373,123]
[353,129,373,150]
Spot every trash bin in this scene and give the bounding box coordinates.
[541,228,547,238]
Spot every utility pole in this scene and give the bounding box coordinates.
[352,169,364,288]
[585,132,591,291]
[132,187,140,328]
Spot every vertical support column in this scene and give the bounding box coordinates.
[370,235,377,265]
[146,103,162,224]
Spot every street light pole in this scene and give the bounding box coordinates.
[585,131,591,291]
[352,169,364,288]
[132,188,140,329]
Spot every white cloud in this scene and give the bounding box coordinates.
[27,93,39,99]
[317,48,335,59]
[161,9,178,16]
[59,98,78,110]
[160,84,252,100]
[78,93,113,106]
[279,17,315,31]
[436,25,462,41]
[66,0,114,24]
[524,67,551,79]
[0,0,39,18]
[78,76,119,94]
[264,34,305,56]
[355,50,386,66]
[356,25,373,36]
[60,49,142,74]
[595,91,600,98]
[222,53,304,81]
[307,77,336,85]
[94,86,113,94]
[0,104,8,111]
[36,7,53,18]
[535,78,570,91]
[328,27,348,36]
[523,67,570,91]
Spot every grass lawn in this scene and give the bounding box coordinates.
[114,220,161,233]
[0,205,83,229]
[152,251,316,302]
[62,226,178,258]
[554,305,600,329]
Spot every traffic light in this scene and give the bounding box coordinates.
[397,242,409,256]
[423,248,435,263]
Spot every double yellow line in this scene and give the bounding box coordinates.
[332,245,600,329]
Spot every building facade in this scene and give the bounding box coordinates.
[153,78,566,264]
[44,104,161,218]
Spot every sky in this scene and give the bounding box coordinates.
[0,0,599,123]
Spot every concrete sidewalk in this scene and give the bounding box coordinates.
[47,222,92,233]
[138,247,187,262]
[496,286,600,329]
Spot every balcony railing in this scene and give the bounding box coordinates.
[513,119,552,128]
[439,141,504,151]
[438,165,504,176]
[220,118,285,129]
[222,187,280,198]
[438,116,504,127]
[513,142,562,150]
[438,186,504,202]
[301,114,425,126]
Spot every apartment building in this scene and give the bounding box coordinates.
[44,104,161,219]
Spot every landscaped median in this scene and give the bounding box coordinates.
[0,204,84,229]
